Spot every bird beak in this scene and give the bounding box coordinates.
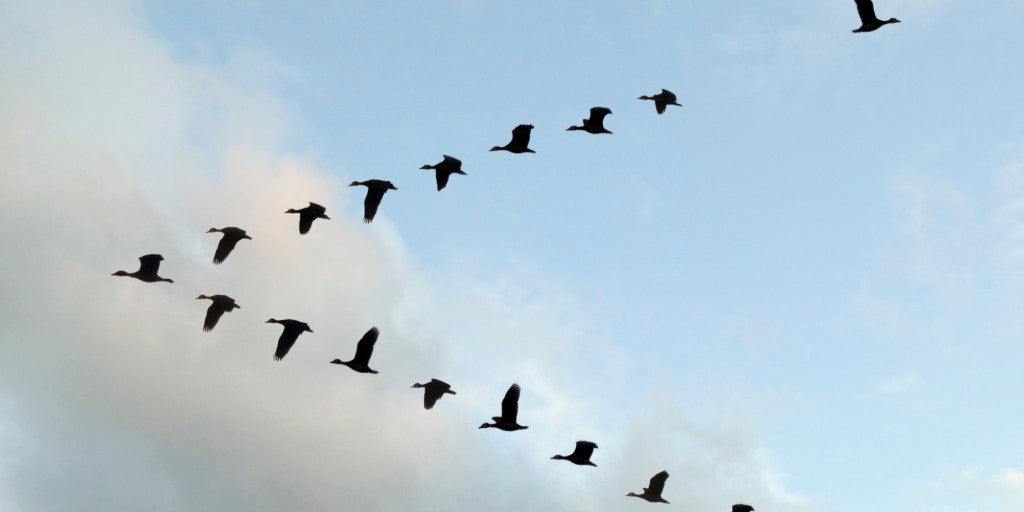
[244,235,252,239]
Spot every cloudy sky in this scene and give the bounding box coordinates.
[3,1,1024,511]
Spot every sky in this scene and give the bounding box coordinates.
[3,0,1024,511]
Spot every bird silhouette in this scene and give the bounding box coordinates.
[490,124,535,153]
[638,89,682,114]
[852,0,899,32]
[626,470,670,503]
[411,379,457,409]
[732,505,755,512]
[330,327,380,374]
[551,440,598,466]
[111,254,173,283]
[349,180,397,223]
[195,294,240,332]
[265,318,312,361]
[285,202,330,235]
[206,227,251,264]
[567,107,613,134]
[479,383,528,431]
[420,155,467,191]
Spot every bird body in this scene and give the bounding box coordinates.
[490,124,535,153]
[626,470,671,504]
[420,155,467,191]
[349,180,397,223]
[285,202,330,235]
[852,0,900,32]
[265,318,312,361]
[195,294,240,332]
[638,89,682,114]
[206,227,251,264]
[331,327,380,373]
[552,440,598,466]
[111,254,173,283]
[411,378,456,409]
[733,505,755,512]
[567,107,613,134]
[479,383,528,431]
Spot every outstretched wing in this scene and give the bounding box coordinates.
[588,107,612,123]
[510,124,533,147]
[203,303,227,331]
[274,327,300,360]
[352,327,379,365]
[213,236,240,264]
[854,0,878,23]
[298,211,315,234]
[571,440,598,460]
[442,155,461,168]
[435,171,450,191]
[138,254,163,274]
[363,189,385,223]
[655,100,667,115]
[500,383,521,421]
[647,470,669,496]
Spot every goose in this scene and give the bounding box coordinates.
[551,440,598,466]
[349,180,397,223]
[265,318,312,361]
[330,327,380,374]
[638,89,682,114]
[411,379,457,409]
[490,124,535,154]
[195,294,240,332]
[479,383,528,431]
[567,107,613,134]
[111,254,173,283]
[852,0,899,33]
[626,470,670,504]
[206,227,251,264]
[285,202,330,235]
[420,155,467,191]
[733,505,755,512]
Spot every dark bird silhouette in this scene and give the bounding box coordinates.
[349,180,397,223]
[626,470,671,504]
[411,378,457,409]
[490,124,535,154]
[206,227,251,264]
[567,107,613,134]
[479,383,528,431]
[111,254,173,283]
[195,294,240,332]
[733,505,755,512]
[265,318,312,361]
[330,327,380,373]
[552,440,598,466]
[638,89,682,114]
[852,0,900,32]
[420,155,467,191]
[285,202,330,235]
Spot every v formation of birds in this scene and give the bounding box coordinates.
[109,2,900,508]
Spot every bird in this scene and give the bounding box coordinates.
[490,124,535,154]
[626,470,671,504]
[852,0,900,33]
[195,294,240,332]
[732,505,755,512]
[411,379,457,409]
[638,89,682,115]
[551,440,598,466]
[265,318,312,361]
[479,383,528,431]
[206,227,251,264]
[567,107,613,134]
[349,180,397,223]
[285,202,330,235]
[111,254,173,283]
[330,327,380,374]
[420,155,467,191]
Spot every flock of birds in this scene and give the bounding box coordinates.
[109,1,900,509]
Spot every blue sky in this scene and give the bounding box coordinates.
[3,1,1024,511]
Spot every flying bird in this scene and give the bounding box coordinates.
[285,202,330,235]
[733,505,755,512]
[265,318,312,361]
[626,470,671,504]
[551,440,598,466]
[490,124,535,154]
[349,180,397,223]
[195,294,240,332]
[479,383,528,431]
[111,254,173,283]
[567,107,613,134]
[852,0,900,33]
[638,89,682,114]
[411,379,457,409]
[330,327,380,374]
[206,227,251,264]
[420,155,467,191]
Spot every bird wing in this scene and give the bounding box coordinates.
[589,107,611,123]
[363,188,386,222]
[423,383,443,409]
[213,236,240,264]
[352,327,379,365]
[203,302,227,331]
[138,254,163,274]
[510,124,532,147]
[500,383,521,421]
[655,100,667,115]
[647,471,669,496]
[298,211,315,234]
[308,202,326,216]
[572,440,598,460]
[435,170,450,191]
[442,155,461,168]
[274,325,302,360]
[854,0,878,23]
[429,378,450,388]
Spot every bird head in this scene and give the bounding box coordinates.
[388,183,398,190]
[330,359,342,364]
[111,271,129,277]
[551,455,564,460]
[348,181,362,187]
[304,326,314,333]
[888,18,901,24]
[265,319,277,324]
[284,209,298,213]
[411,383,425,388]
[195,295,209,300]
[478,423,492,429]
[489,146,502,151]
[206,228,220,233]
[420,164,433,169]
